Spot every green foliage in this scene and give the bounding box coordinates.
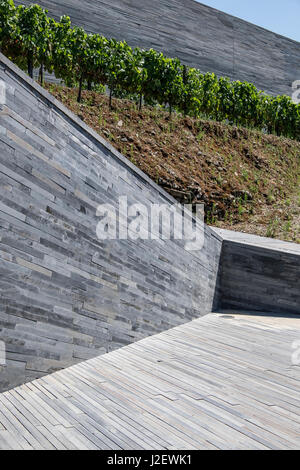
[158,57,184,112]
[180,67,204,116]
[85,33,110,86]
[51,15,72,81]
[262,94,300,139]
[232,81,260,127]
[199,72,219,118]
[215,76,234,121]
[1,0,300,140]
[0,0,19,58]
[139,49,168,104]
[13,4,52,76]
[105,38,133,105]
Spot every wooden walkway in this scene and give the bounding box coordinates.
[0,312,299,450]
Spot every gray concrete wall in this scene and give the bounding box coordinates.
[0,53,223,392]
[15,0,300,96]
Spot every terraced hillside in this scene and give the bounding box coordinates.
[46,84,300,243]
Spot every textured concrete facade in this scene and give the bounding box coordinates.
[0,53,223,392]
[15,0,300,96]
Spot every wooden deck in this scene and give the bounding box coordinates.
[0,312,299,450]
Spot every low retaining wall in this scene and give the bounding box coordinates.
[216,229,300,315]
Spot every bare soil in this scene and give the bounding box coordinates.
[46,84,300,243]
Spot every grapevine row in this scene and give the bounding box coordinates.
[0,0,299,140]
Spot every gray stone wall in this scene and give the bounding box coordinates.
[15,0,300,96]
[0,53,223,392]
[0,53,299,394]
[216,230,300,315]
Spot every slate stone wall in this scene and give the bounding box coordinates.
[0,53,223,392]
[219,240,300,315]
[0,52,299,393]
[15,0,300,96]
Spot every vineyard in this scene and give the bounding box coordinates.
[1,0,300,140]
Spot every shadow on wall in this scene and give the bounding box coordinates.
[218,241,300,315]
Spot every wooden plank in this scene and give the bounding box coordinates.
[0,313,299,449]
